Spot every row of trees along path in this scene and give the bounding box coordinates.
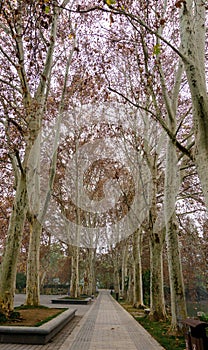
[0,0,207,336]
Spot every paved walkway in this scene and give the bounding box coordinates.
[60,290,164,350]
[0,290,165,350]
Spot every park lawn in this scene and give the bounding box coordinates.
[137,316,185,350]
[120,301,185,350]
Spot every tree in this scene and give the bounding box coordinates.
[0,0,207,328]
[179,1,208,206]
[76,0,201,327]
[0,0,74,315]
[92,0,208,207]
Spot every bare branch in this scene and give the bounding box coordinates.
[108,85,193,161]
[58,4,189,63]
[0,78,22,93]
[14,149,24,175]
[0,45,17,68]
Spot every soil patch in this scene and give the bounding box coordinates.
[0,307,66,327]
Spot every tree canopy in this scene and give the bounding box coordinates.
[0,0,207,333]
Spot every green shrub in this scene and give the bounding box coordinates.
[200,314,208,322]
[0,313,7,323]
[9,311,20,319]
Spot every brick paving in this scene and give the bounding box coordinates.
[60,290,165,350]
[0,291,165,350]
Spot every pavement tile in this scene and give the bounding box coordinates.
[0,291,165,350]
[61,290,165,350]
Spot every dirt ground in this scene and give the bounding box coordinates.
[1,308,65,327]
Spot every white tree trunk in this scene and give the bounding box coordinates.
[0,1,65,314]
[112,248,120,299]
[166,215,187,332]
[26,217,41,306]
[126,266,134,304]
[70,245,80,298]
[83,248,95,296]
[147,155,167,320]
[121,239,128,298]
[132,229,145,308]
[164,138,187,333]
[0,173,28,316]
[180,1,208,207]
[25,4,76,305]
[149,231,167,321]
[158,49,188,331]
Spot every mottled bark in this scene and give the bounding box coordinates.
[25,217,41,306]
[25,3,76,305]
[121,239,128,298]
[161,58,187,332]
[70,245,80,298]
[147,155,167,321]
[113,265,120,297]
[127,267,134,304]
[83,248,95,296]
[0,1,71,315]
[149,231,167,321]
[180,1,208,207]
[164,122,187,333]
[0,173,27,316]
[132,229,145,308]
[112,248,120,299]
[166,215,187,333]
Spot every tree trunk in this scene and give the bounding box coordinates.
[132,229,145,308]
[0,173,28,316]
[0,2,64,315]
[146,153,167,321]
[166,215,187,333]
[114,266,120,296]
[126,266,134,304]
[113,250,120,300]
[24,1,75,306]
[180,1,208,208]
[25,217,41,306]
[121,239,128,299]
[159,51,188,330]
[149,233,167,321]
[164,138,187,333]
[25,128,41,306]
[83,248,95,296]
[70,245,80,298]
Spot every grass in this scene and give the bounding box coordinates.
[34,309,67,327]
[60,296,89,300]
[119,301,186,350]
[15,304,49,310]
[137,316,186,350]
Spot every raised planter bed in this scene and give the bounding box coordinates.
[51,297,92,305]
[0,308,76,344]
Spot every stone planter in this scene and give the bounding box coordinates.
[0,308,76,344]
